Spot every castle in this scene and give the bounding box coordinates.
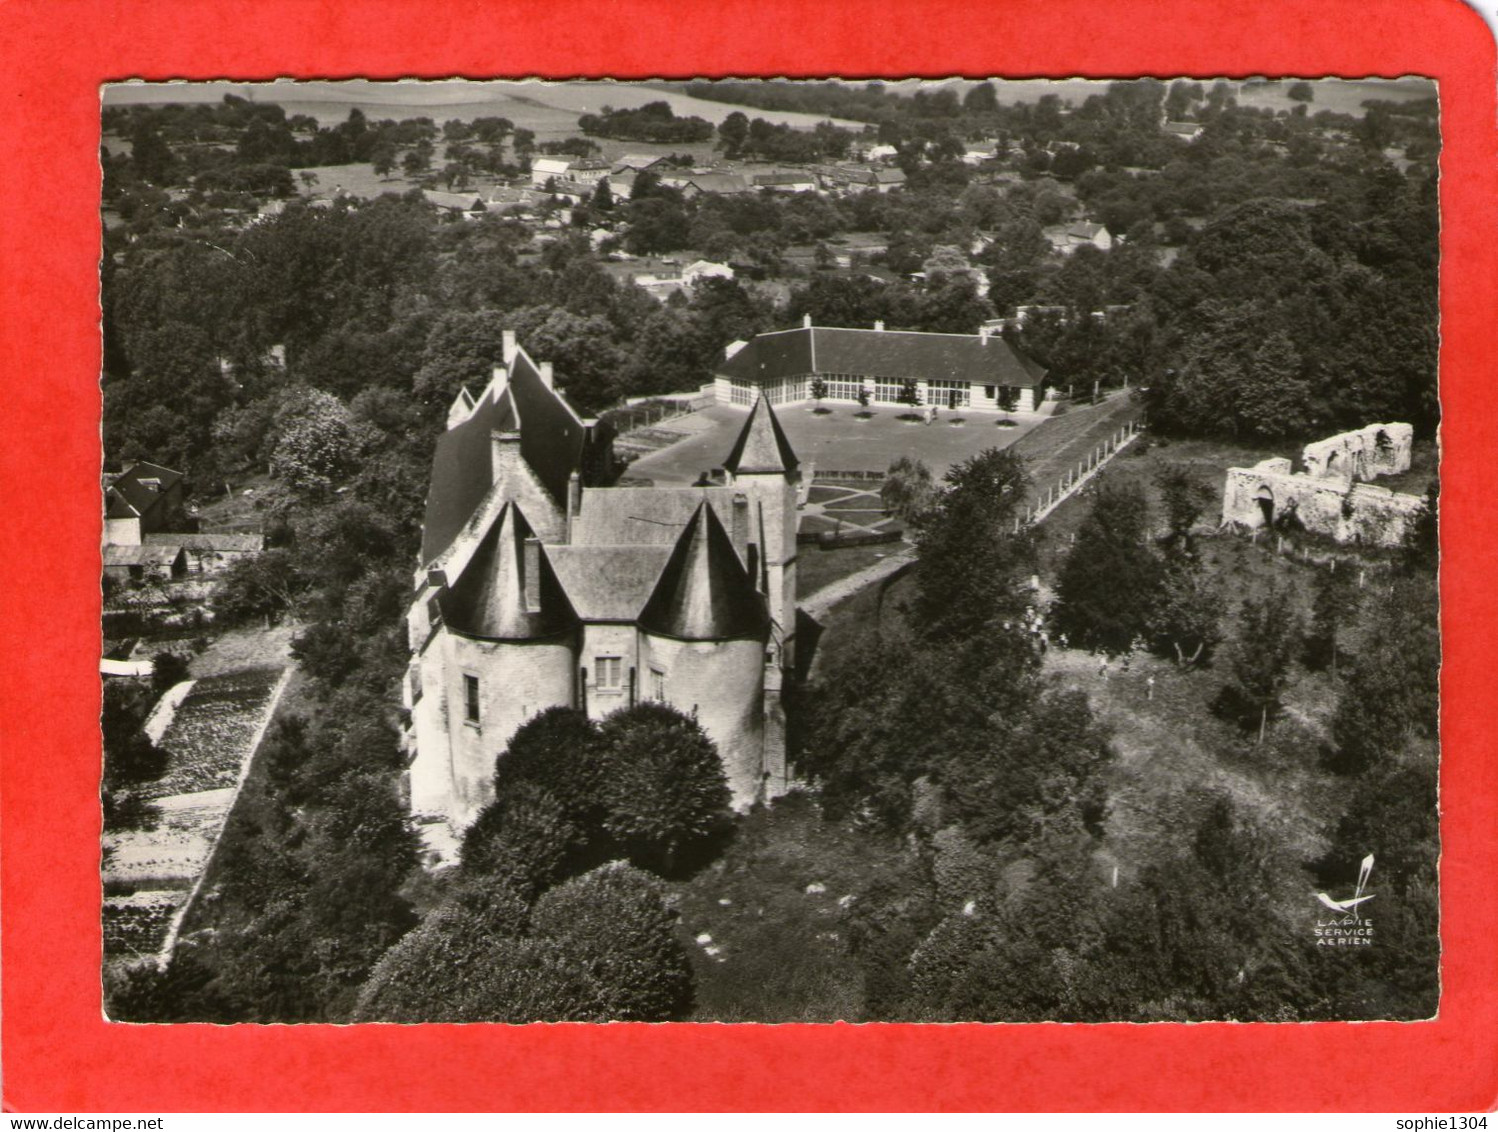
[403,332,798,833]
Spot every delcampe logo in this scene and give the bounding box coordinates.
[1313,853,1375,947]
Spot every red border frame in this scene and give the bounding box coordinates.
[2,0,1495,1112]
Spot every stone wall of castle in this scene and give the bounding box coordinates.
[1301,423,1413,482]
[1222,459,1425,548]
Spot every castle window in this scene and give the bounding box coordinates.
[596,656,623,690]
[463,674,480,723]
[649,667,666,700]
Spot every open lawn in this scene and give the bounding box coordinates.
[670,792,909,1022]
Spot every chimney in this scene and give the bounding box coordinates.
[802,313,813,329]
[492,364,507,388]
[567,471,583,541]
[979,326,991,345]
[522,537,542,610]
[539,361,554,389]
[732,493,750,562]
[874,320,885,332]
[502,329,519,365]
[491,429,522,486]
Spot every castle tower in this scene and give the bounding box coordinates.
[408,501,579,828]
[721,395,801,670]
[638,502,771,807]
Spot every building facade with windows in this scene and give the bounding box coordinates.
[714,318,1050,413]
[405,333,798,833]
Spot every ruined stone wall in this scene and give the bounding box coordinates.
[1301,423,1413,482]
[1222,460,1425,548]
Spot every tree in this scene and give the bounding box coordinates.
[881,456,937,525]
[493,706,605,827]
[1286,82,1315,103]
[531,862,695,1020]
[897,379,922,408]
[1154,464,1216,550]
[1302,565,1358,676]
[718,111,750,157]
[1218,586,1304,743]
[268,388,360,496]
[596,702,732,874]
[461,781,580,897]
[1053,480,1163,655]
[913,448,1034,645]
[810,375,828,407]
[354,907,595,1023]
[1146,555,1224,665]
[371,144,396,180]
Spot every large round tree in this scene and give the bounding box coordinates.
[596,702,732,874]
[531,861,695,1021]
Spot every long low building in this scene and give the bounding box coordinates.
[714,317,1050,412]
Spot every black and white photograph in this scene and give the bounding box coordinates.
[98,76,1440,1026]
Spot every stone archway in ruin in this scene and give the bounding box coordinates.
[1255,485,1275,527]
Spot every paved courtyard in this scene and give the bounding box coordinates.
[624,401,1054,485]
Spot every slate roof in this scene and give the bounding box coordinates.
[546,545,672,621]
[420,384,517,565]
[717,326,1047,389]
[570,487,744,547]
[423,190,486,212]
[420,350,593,565]
[614,154,666,172]
[106,462,182,520]
[144,532,263,552]
[723,396,800,476]
[438,503,577,641]
[681,172,752,195]
[104,544,184,568]
[638,503,768,642]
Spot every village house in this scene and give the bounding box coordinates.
[104,462,185,546]
[422,189,488,218]
[103,543,187,584]
[817,165,907,194]
[1163,121,1205,142]
[1043,221,1114,255]
[752,172,819,194]
[529,155,579,188]
[715,317,1049,413]
[681,260,734,286]
[405,333,799,833]
[142,531,265,576]
[661,171,754,198]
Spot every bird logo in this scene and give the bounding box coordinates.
[1316,853,1375,920]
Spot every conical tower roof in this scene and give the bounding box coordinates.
[438,502,576,640]
[638,502,769,641]
[722,394,799,476]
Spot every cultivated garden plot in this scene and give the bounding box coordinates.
[144,668,284,799]
[103,666,287,966]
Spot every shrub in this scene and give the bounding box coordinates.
[531,861,695,1020]
[597,702,732,874]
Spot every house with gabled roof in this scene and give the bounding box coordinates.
[1043,221,1114,256]
[714,316,1050,413]
[104,462,184,546]
[405,333,799,833]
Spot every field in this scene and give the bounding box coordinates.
[103,79,862,138]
